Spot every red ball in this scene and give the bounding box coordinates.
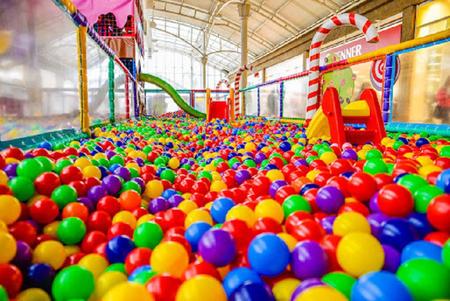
[2,147,24,160]
[377,184,414,217]
[97,196,121,216]
[320,234,341,271]
[250,176,271,196]
[338,202,370,217]
[60,166,83,184]
[69,180,88,197]
[0,264,23,297]
[424,231,449,246]
[125,248,152,275]
[87,210,112,233]
[347,172,377,202]
[62,202,89,222]
[107,222,133,239]
[286,214,323,241]
[274,185,296,204]
[34,172,61,196]
[84,177,101,190]
[222,219,252,252]
[81,231,107,253]
[9,221,37,247]
[373,174,393,189]
[253,217,282,235]
[330,159,354,175]
[427,194,450,232]
[182,261,221,281]
[146,274,182,301]
[29,198,59,224]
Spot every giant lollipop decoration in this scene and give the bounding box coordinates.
[370,57,400,91]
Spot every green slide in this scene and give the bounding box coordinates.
[139,73,206,118]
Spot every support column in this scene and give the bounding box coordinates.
[202,55,208,89]
[238,0,251,115]
[401,5,416,42]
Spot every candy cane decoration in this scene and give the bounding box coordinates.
[234,64,253,117]
[306,13,379,121]
[216,79,231,89]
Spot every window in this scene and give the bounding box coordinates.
[265,54,305,81]
[416,0,450,38]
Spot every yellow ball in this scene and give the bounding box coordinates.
[95,271,127,299]
[176,275,227,301]
[5,157,20,164]
[226,204,256,227]
[210,180,227,192]
[43,221,60,238]
[419,165,441,177]
[74,157,91,169]
[0,232,17,263]
[295,285,347,301]
[266,169,285,182]
[277,233,298,251]
[17,288,51,301]
[79,254,109,279]
[103,282,154,301]
[151,241,189,278]
[272,278,301,301]
[333,212,371,236]
[357,150,367,160]
[185,209,213,228]
[137,214,155,226]
[0,220,7,232]
[337,232,384,277]
[0,170,8,185]
[93,153,107,160]
[320,152,338,164]
[64,245,80,257]
[168,158,180,169]
[178,200,198,214]
[113,211,137,229]
[306,169,321,182]
[33,240,66,269]
[255,199,284,224]
[83,165,101,179]
[0,195,21,224]
[244,142,256,152]
[144,180,164,199]
[416,156,433,166]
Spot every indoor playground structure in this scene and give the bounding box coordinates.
[0,0,450,301]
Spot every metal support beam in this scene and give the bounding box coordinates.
[201,55,208,89]
[239,0,251,115]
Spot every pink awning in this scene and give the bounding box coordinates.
[72,0,134,28]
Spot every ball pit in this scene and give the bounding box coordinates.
[0,117,448,300]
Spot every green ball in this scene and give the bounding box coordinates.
[413,184,443,213]
[97,158,110,168]
[439,145,450,158]
[8,176,35,202]
[181,164,191,170]
[282,195,311,217]
[365,149,383,160]
[0,286,8,301]
[160,169,176,183]
[393,140,404,150]
[16,158,44,180]
[57,217,86,245]
[35,156,54,172]
[154,157,166,166]
[121,181,142,194]
[322,272,356,299]
[243,159,257,168]
[397,258,450,301]
[105,263,126,274]
[442,239,450,269]
[51,185,78,209]
[306,156,319,164]
[133,222,163,249]
[130,270,157,284]
[198,171,213,182]
[363,158,388,175]
[397,174,428,194]
[55,159,72,174]
[52,265,95,301]
[110,155,124,166]
[143,146,152,154]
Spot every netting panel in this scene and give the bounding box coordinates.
[283,77,308,118]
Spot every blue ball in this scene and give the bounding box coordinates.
[128,265,151,281]
[247,233,290,276]
[407,213,433,238]
[223,267,263,297]
[39,141,53,151]
[211,197,235,223]
[401,240,442,263]
[436,169,450,193]
[279,141,291,152]
[106,235,135,263]
[27,263,55,291]
[379,218,419,251]
[351,271,412,301]
[184,222,212,252]
[230,282,275,301]
[162,188,178,200]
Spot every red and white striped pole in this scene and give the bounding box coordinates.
[234,64,253,117]
[306,13,379,121]
[216,79,231,89]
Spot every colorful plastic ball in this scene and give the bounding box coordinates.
[144,180,164,199]
[382,244,401,272]
[146,274,181,301]
[198,229,236,267]
[210,197,235,223]
[105,235,135,263]
[9,176,35,202]
[230,281,275,301]
[401,240,442,263]
[254,199,284,224]
[436,168,450,193]
[176,275,226,301]
[51,185,77,209]
[282,195,311,218]
[413,184,443,213]
[17,288,51,301]
[26,263,55,291]
[0,264,22,297]
[184,222,212,252]
[119,190,141,211]
[94,271,127,299]
[337,232,384,277]
[133,222,163,249]
[247,233,290,276]
[322,272,356,299]
[182,260,221,281]
[222,267,262,297]
[185,209,213,228]
[427,194,450,232]
[103,282,154,301]
[351,271,412,301]
[32,241,66,269]
[0,232,16,263]
[291,240,328,280]
[151,241,189,278]
[226,204,256,227]
[316,186,345,214]
[347,172,377,202]
[397,258,450,301]
[0,195,21,225]
[51,265,95,301]
[379,218,418,251]
[377,184,414,217]
[0,287,7,301]
[125,247,152,275]
[333,212,370,236]
[34,172,60,196]
[102,175,123,195]
[17,158,43,181]
[57,217,86,245]
[294,285,347,301]
[62,202,89,221]
[272,278,300,301]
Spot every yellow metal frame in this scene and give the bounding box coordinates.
[77,26,90,133]
[60,0,77,13]
[229,88,235,122]
[206,88,211,121]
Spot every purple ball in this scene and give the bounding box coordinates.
[167,194,183,208]
[255,152,266,164]
[148,197,168,214]
[105,150,116,159]
[293,159,308,167]
[290,278,324,301]
[315,186,345,214]
[131,177,145,191]
[102,175,122,195]
[341,149,358,160]
[87,185,107,202]
[269,180,288,198]
[198,229,236,267]
[12,240,32,268]
[369,192,380,212]
[291,241,328,280]
[114,167,131,181]
[320,215,336,234]
[135,157,144,167]
[368,213,389,238]
[4,163,18,177]
[77,197,95,212]
[382,244,401,272]
[235,170,251,185]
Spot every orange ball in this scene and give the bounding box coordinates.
[62,203,89,222]
[119,190,142,211]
